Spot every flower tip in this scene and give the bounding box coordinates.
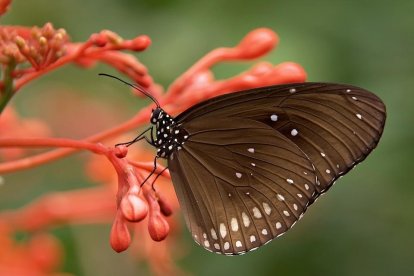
[120,194,148,222]
[28,233,62,271]
[42,22,55,39]
[131,35,151,51]
[148,212,170,241]
[237,28,279,59]
[0,0,12,16]
[114,145,128,158]
[157,194,173,217]
[15,36,26,48]
[91,33,107,47]
[110,215,131,252]
[275,62,307,82]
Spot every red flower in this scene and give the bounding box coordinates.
[0,106,51,160]
[0,221,64,275]
[0,4,307,274]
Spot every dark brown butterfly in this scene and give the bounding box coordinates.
[101,75,386,255]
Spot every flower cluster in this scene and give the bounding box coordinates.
[0,0,307,274]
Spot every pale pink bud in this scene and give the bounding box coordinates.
[120,194,148,222]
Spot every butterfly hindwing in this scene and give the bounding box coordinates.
[168,118,318,254]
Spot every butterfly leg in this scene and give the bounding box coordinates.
[115,126,153,147]
[150,166,169,192]
[140,156,159,187]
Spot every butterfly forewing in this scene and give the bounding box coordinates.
[175,83,385,199]
[167,82,385,254]
[169,118,318,254]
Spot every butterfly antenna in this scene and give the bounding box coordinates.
[99,73,160,107]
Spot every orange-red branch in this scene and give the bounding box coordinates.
[0,137,106,153]
[0,108,150,174]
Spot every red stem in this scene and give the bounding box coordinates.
[0,107,149,174]
[0,137,107,153]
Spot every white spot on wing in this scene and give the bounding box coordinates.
[289,88,296,93]
[321,152,326,157]
[253,207,262,218]
[231,218,239,232]
[287,179,294,184]
[224,242,230,250]
[276,222,282,229]
[204,240,210,247]
[262,229,268,235]
[248,148,255,153]
[326,169,331,174]
[242,212,250,227]
[270,114,278,121]
[283,210,290,217]
[236,241,242,248]
[291,129,298,136]
[277,194,285,201]
[250,235,256,243]
[220,223,227,238]
[262,202,272,215]
[236,172,242,178]
[211,229,218,240]
[356,113,362,119]
[214,243,220,250]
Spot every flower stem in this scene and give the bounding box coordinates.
[0,61,16,114]
[0,137,107,153]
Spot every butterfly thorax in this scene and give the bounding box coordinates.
[150,108,189,159]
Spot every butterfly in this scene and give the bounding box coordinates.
[100,75,386,255]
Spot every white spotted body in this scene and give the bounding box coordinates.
[150,108,189,159]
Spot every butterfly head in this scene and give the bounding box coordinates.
[150,108,163,125]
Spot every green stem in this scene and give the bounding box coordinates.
[0,61,17,114]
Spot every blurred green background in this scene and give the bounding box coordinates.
[1,0,413,275]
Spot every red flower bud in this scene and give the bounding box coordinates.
[130,35,151,51]
[91,33,107,47]
[236,28,279,59]
[272,62,307,83]
[0,0,11,16]
[110,214,131,252]
[120,194,148,222]
[28,233,62,272]
[157,193,173,217]
[114,145,128,158]
[148,212,170,242]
